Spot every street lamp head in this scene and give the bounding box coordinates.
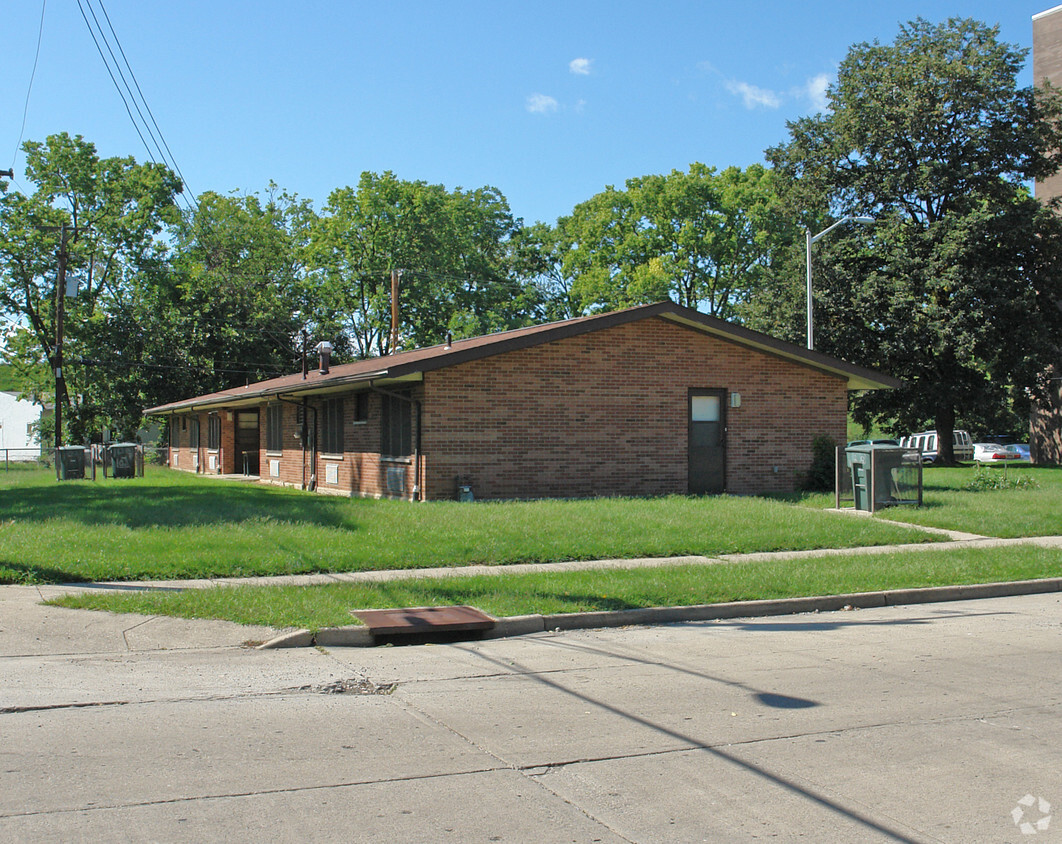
[853,216,876,224]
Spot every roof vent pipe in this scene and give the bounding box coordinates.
[315,341,333,374]
[445,331,452,349]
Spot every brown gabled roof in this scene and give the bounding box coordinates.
[143,302,901,415]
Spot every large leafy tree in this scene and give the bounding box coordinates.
[308,172,544,358]
[83,187,316,440]
[167,188,315,385]
[0,133,181,442]
[765,18,1062,462]
[555,163,788,318]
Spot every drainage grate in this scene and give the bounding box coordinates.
[352,605,496,641]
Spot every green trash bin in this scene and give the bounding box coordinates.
[57,446,86,480]
[108,443,138,479]
[845,444,906,512]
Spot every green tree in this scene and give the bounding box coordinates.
[308,172,544,358]
[166,187,315,384]
[0,133,181,442]
[555,163,788,318]
[766,18,1062,462]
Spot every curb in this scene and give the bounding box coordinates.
[257,576,1062,649]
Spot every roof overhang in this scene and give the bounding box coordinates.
[143,370,419,415]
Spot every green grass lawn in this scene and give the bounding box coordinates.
[0,466,942,584]
[10,462,1062,631]
[789,464,1062,535]
[49,543,1062,630]
[858,465,1062,537]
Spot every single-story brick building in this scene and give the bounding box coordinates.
[144,302,900,500]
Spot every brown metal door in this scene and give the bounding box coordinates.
[234,410,260,475]
[688,389,726,494]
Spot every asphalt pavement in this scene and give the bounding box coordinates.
[1,577,1060,842]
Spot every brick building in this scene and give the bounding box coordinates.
[1034,5,1062,464]
[144,302,899,500]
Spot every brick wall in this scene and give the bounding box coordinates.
[1033,11,1062,464]
[166,410,237,475]
[258,396,419,500]
[1035,8,1062,204]
[420,316,847,499]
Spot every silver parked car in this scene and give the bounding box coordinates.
[972,443,1022,465]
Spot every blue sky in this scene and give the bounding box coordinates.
[3,1,1059,226]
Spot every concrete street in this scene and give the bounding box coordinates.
[1,584,1060,842]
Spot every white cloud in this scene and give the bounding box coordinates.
[569,57,592,76]
[725,79,781,110]
[803,73,830,112]
[526,93,559,114]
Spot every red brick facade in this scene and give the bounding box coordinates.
[1031,368,1062,465]
[422,317,845,498]
[164,315,849,499]
[1033,7,1062,464]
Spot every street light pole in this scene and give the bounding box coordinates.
[805,215,875,350]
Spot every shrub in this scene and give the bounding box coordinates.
[963,465,1039,491]
[803,435,836,492]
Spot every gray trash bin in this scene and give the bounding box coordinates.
[108,443,138,479]
[57,446,86,480]
[846,444,906,512]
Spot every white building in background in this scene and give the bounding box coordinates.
[0,391,44,451]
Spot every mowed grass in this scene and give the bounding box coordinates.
[859,466,1062,537]
[0,466,945,584]
[49,543,1062,630]
[793,464,1062,537]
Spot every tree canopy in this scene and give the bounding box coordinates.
[764,17,1062,461]
[308,172,545,358]
[0,132,181,442]
[554,163,787,319]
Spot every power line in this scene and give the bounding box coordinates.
[10,0,48,172]
[74,0,197,215]
[94,0,197,209]
[75,357,289,376]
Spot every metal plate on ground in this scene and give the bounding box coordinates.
[352,605,496,636]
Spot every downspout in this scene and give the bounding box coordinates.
[413,398,421,501]
[307,399,318,491]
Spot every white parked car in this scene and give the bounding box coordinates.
[899,430,974,463]
[972,443,1023,465]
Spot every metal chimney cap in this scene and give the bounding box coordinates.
[314,341,333,353]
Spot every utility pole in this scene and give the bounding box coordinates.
[389,269,402,353]
[54,224,72,449]
[0,169,12,179]
[50,224,81,449]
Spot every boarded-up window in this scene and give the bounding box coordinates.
[381,393,411,458]
[353,392,368,423]
[321,398,344,455]
[207,414,221,450]
[266,404,284,452]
